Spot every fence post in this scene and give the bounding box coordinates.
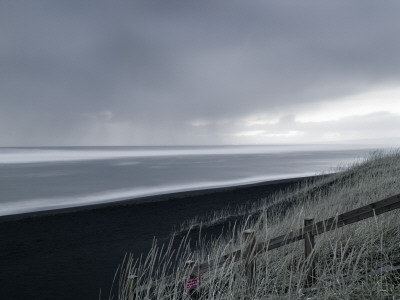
[304,217,315,287]
[128,274,138,300]
[243,229,256,296]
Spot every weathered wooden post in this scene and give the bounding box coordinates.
[128,274,138,300]
[185,260,201,300]
[243,229,256,296]
[304,217,315,287]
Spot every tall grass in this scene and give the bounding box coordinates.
[110,150,400,299]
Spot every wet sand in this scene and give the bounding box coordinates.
[0,176,314,300]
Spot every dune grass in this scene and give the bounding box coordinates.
[110,150,400,299]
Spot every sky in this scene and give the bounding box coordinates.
[1,0,400,146]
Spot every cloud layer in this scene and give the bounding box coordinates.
[1,1,400,145]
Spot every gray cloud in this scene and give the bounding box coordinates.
[1,1,400,145]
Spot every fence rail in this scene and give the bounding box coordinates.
[197,194,400,272]
[129,193,400,298]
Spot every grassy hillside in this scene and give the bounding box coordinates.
[111,150,400,300]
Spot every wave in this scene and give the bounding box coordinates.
[0,172,318,216]
[0,145,370,164]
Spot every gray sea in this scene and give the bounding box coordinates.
[0,145,379,216]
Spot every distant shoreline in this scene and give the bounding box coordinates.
[0,175,326,223]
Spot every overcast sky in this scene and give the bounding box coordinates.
[1,1,400,146]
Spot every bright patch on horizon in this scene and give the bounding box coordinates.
[234,130,302,140]
[322,132,342,140]
[296,86,400,123]
[235,130,265,137]
[262,131,301,138]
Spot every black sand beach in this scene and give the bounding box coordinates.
[0,177,312,300]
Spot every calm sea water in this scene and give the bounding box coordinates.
[0,145,378,216]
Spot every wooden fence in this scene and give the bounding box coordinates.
[128,193,400,298]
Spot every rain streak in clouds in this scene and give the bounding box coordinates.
[1,0,400,146]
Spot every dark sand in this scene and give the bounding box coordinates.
[0,176,313,300]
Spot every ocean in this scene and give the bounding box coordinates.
[0,145,378,216]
